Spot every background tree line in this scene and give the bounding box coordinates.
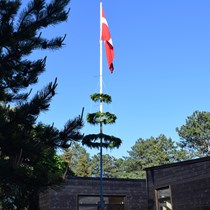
[61,110,210,179]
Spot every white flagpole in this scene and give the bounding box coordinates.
[99,2,104,210]
[100,2,103,106]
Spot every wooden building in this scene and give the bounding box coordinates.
[145,156,210,210]
[39,157,210,210]
[39,177,147,210]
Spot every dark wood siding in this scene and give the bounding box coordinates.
[146,157,210,210]
[39,177,147,210]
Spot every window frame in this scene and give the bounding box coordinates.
[155,186,173,210]
[77,194,125,210]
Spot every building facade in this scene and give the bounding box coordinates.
[39,157,210,210]
[39,177,147,210]
[145,156,210,210]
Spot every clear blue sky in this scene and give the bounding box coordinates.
[29,0,210,158]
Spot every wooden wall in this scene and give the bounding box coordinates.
[39,177,147,210]
[146,157,210,210]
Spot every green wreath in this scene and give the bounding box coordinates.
[90,93,112,104]
[82,133,122,149]
[87,111,117,125]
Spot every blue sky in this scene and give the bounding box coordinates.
[28,0,210,158]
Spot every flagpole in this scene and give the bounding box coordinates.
[99,2,104,210]
[100,3,103,100]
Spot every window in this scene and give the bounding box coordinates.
[78,195,125,210]
[155,187,173,210]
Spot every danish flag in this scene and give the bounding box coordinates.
[101,6,114,73]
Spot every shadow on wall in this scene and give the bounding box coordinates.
[148,199,154,209]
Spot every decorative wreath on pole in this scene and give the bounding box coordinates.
[82,93,122,149]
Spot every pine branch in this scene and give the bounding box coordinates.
[59,112,84,147]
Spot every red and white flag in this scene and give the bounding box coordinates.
[101,6,114,73]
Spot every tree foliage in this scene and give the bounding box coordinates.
[61,147,126,179]
[176,111,210,157]
[61,135,191,180]
[0,0,83,209]
[90,153,125,178]
[123,135,190,178]
[61,142,92,177]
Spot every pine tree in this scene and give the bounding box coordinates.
[124,135,190,178]
[91,153,122,178]
[61,142,92,177]
[0,0,83,209]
